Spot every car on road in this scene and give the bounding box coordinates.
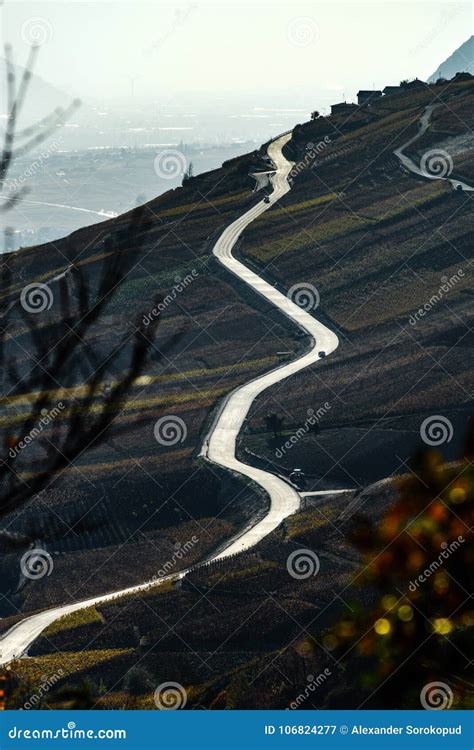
[263,196,270,203]
[318,350,326,358]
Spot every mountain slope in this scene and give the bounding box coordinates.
[428,35,474,82]
[0,56,73,123]
[0,145,300,617]
[0,76,472,656]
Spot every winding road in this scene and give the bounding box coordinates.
[394,104,474,191]
[202,133,339,559]
[0,133,339,664]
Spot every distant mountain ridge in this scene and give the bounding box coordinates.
[429,35,473,82]
[0,55,74,130]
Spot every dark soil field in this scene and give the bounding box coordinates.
[1,77,473,710]
[237,78,473,489]
[0,147,302,614]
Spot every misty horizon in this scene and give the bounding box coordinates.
[1,1,471,110]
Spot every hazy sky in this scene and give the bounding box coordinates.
[1,1,472,105]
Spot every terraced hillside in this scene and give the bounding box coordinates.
[1,76,472,708]
[0,146,302,614]
[239,78,473,488]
